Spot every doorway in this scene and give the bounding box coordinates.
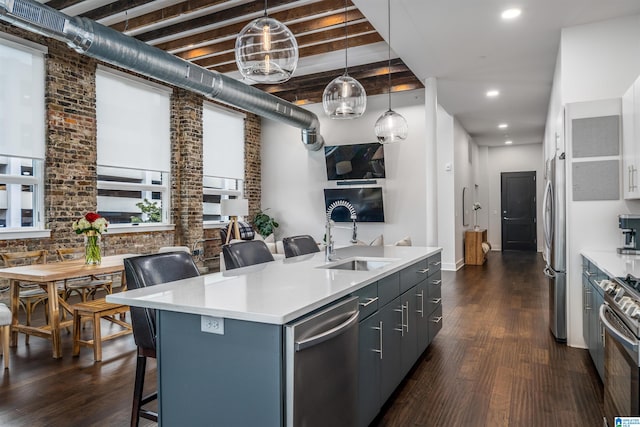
[501,171,537,251]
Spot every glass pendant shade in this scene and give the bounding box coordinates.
[375,109,408,143]
[235,16,298,83]
[322,73,367,119]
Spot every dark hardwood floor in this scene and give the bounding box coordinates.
[0,251,603,426]
[374,251,604,427]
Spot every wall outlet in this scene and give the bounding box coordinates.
[192,248,203,256]
[201,315,224,335]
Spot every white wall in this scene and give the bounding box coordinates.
[544,13,640,347]
[486,144,544,252]
[436,106,456,269]
[453,118,476,266]
[261,90,428,247]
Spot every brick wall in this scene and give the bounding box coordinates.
[0,23,263,271]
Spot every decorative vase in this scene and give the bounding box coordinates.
[84,231,102,265]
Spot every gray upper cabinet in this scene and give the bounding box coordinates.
[622,76,640,199]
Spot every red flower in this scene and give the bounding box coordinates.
[85,212,101,223]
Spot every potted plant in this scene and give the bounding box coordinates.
[253,209,279,238]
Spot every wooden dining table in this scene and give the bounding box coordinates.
[0,253,136,359]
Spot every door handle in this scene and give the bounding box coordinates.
[416,290,424,317]
[372,321,383,360]
[359,297,378,308]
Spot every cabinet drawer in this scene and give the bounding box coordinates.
[399,259,429,293]
[353,282,379,320]
[378,273,400,307]
[427,254,442,277]
[426,271,442,314]
[428,304,443,343]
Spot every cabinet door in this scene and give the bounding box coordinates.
[592,290,605,381]
[582,270,591,345]
[622,83,638,199]
[358,313,381,427]
[400,289,418,377]
[428,304,443,343]
[379,298,402,403]
[415,280,430,355]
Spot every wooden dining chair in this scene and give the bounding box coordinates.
[0,250,50,344]
[56,248,113,302]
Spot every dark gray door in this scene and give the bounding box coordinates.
[501,171,537,251]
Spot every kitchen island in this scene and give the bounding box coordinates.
[108,245,442,426]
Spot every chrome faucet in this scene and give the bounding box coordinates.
[325,200,357,261]
[325,220,336,261]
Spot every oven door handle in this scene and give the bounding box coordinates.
[599,304,640,351]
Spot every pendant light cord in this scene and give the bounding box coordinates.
[264,0,268,17]
[344,0,349,74]
[387,0,392,110]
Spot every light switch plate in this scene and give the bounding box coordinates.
[201,315,224,334]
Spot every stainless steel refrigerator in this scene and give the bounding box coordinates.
[543,153,567,342]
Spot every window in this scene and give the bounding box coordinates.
[0,35,46,235]
[202,103,245,224]
[95,66,171,228]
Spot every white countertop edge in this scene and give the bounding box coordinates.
[108,246,443,325]
[580,248,640,279]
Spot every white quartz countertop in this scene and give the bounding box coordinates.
[581,248,640,278]
[107,245,442,325]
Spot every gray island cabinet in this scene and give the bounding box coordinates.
[108,245,442,427]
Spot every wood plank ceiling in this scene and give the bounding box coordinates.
[46,0,423,105]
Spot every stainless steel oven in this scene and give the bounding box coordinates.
[599,276,640,426]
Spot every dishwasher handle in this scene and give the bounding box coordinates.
[295,310,359,351]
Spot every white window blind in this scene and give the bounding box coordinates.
[203,102,245,180]
[96,67,171,172]
[0,37,45,160]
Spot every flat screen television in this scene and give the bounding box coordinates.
[324,187,385,223]
[324,143,385,181]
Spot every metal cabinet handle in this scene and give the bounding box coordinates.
[585,288,591,310]
[431,298,442,304]
[431,279,442,285]
[394,306,404,334]
[429,261,441,266]
[372,321,383,360]
[584,271,594,277]
[430,316,443,324]
[404,301,409,333]
[416,290,424,317]
[359,297,378,308]
[295,310,359,351]
[418,268,430,274]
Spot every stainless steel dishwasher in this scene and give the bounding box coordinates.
[285,296,359,427]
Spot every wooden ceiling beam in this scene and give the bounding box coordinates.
[202,32,382,71]
[82,0,156,21]
[135,0,346,43]
[110,0,229,33]
[176,9,366,60]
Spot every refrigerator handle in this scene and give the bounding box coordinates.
[544,265,556,279]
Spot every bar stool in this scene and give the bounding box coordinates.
[124,252,200,427]
[222,240,274,270]
[282,235,320,258]
[0,302,10,369]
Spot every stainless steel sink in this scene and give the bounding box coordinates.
[319,257,396,271]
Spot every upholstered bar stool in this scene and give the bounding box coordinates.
[124,252,200,427]
[222,240,274,270]
[0,303,10,369]
[282,235,320,258]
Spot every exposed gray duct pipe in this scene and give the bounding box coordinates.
[0,0,324,150]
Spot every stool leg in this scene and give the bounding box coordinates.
[1,325,8,369]
[72,310,81,357]
[131,352,146,427]
[93,313,102,362]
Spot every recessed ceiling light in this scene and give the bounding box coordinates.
[486,90,500,98]
[498,123,508,129]
[501,8,521,20]
[505,140,513,145]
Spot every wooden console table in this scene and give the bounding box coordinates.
[465,229,487,265]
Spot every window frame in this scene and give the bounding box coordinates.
[0,34,48,239]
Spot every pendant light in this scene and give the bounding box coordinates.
[322,0,366,119]
[235,0,298,83]
[375,0,408,143]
